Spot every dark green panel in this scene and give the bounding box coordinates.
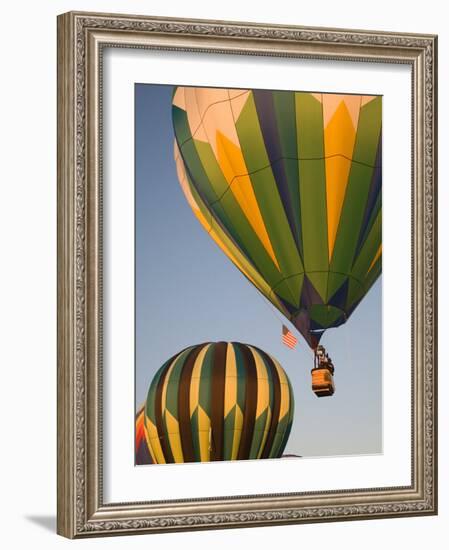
[190,408,201,461]
[342,275,364,311]
[234,345,247,412]
[353,97,382,167]
[191,140,227,205]
[346,276,364,309]
[178,140,215,199]
[287,378,295,424]
[295,93,325,158]
[281,158,303,254]
[297,158,329,297]
[346,259,381,312]
[277,420,293,457]
[362,258,382,296]
[268,414,289,458]
[273,91,298,158]
[172,106,192,146]
[295,95,328,287]
[272,272,304,311]
[329,163,374,275]
[356,192,382,256]
[197,345,215,417]
[164,348,192,418]
[310,304,343,328]
[351,211,382,282]
[347,260,380,310]
[274,376,294,458]
[234,92,271,171]
[249,411,269,459]
[146,361,170,425]
[260,351,275,410]
[326,272,349,302]
[223,406,237,460]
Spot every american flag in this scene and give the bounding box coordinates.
[282,325,298,349]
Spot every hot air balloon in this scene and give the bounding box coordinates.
[136,405,153,465]
[142,342,294,464]
[172,87,382,395]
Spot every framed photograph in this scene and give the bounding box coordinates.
[57,11,438,538]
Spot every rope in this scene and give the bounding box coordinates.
[250,287,315,361]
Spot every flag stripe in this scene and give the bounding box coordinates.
[282,325,297,349]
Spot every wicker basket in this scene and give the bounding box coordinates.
[311,367,335,397]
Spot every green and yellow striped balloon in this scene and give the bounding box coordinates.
[144,342,294,464]
[172,88,382,348]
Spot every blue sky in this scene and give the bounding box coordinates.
[135,83,382,458]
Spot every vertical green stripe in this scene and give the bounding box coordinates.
[234,344,247,412]
[145,362,168,425]
[154,362,174,463]
[178,345,208,463]
[193,140,229,201]
[258,350,282,459]
[198,344,215,418]
[295,93,329,298]
[248,348,269,459]
[329,162,375,275]
[353,97,382,166]
[268,415,289,458]
[351,211,382,281]
[190,407,201,461]
[172,105,192,145]
[295,93,325,158]
[223,405,236,461]
[355,192,381,262]
[164,347,193,419]
[190,344,209,462]
[249,411,269,459]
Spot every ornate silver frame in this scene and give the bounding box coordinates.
[57,11,438,538]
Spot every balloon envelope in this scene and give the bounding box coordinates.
[143,342,294,464]
[172,88,382,348]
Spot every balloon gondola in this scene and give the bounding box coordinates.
[172,87,382,395]
[311,345,335,397]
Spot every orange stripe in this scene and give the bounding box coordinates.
[367,244,382,274]
[215,131,280,271]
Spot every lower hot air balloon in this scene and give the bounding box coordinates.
[141,342,294,464]
[172,87,382,396]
